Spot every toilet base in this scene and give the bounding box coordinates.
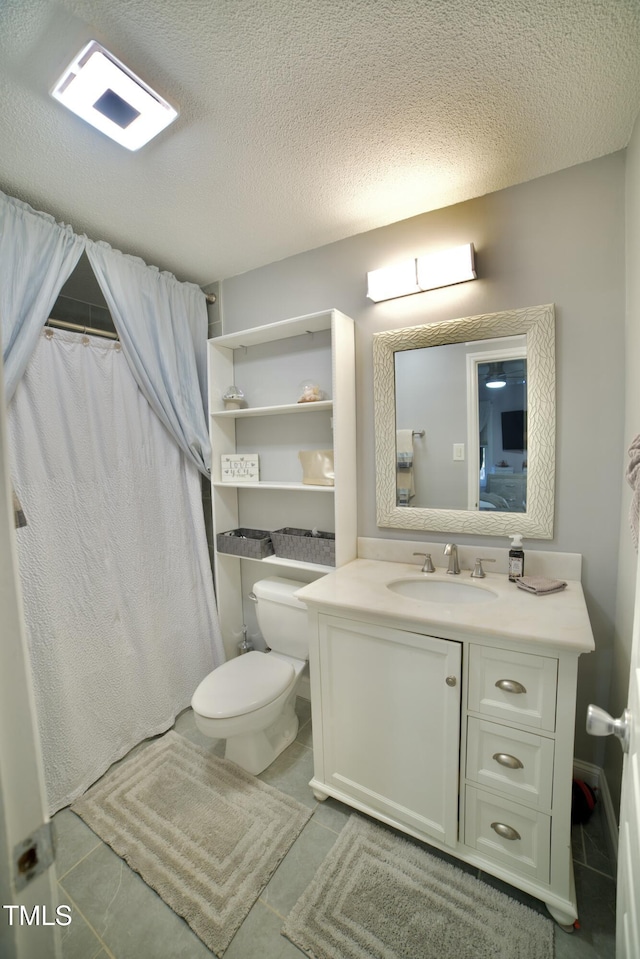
[225,695,299,775]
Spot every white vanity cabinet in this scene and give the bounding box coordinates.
[300,561,594,929]
[311,614,462,847]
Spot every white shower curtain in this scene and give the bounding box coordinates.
[8,328,224,813]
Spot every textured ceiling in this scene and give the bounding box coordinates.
[1,0,639,288]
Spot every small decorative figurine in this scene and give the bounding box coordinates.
[222,385,245,410]
[297,380,323,403]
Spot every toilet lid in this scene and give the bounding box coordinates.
[192,650,295,719]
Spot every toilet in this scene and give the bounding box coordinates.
[191,577,309,775]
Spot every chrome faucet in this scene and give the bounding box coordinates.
[444,543,460,575]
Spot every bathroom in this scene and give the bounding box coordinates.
[1,4,640,958]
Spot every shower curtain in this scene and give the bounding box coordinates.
[8,327,223,813]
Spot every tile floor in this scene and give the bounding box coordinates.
[52,699,617,959]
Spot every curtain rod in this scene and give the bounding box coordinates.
[204,292,217,305]
[45,317,119,341]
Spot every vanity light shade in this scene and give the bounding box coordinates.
[416,243,476,292]
[367,243,476,302]
[50,41,178,151]
[366,259,421,302]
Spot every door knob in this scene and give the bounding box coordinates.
[586,704,631,754]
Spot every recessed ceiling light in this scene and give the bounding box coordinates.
[51,41,178,151]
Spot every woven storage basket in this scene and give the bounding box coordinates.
[271,527,335,566]
[216,528,274,559]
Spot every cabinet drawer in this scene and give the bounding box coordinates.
[466,718,554,808]
[464,787,551,881]
[468,646,558,731]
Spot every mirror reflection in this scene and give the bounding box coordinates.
[395,336,527,512]
[477,355,527,513]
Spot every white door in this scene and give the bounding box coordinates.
[616,550,640,958]
[0,355,60,959]
[587,550,640,959]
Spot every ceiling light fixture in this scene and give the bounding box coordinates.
[485,363,507,389]
[51,41,178,151]
[366,243,476,302]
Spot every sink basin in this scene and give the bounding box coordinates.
[386,577,498,605]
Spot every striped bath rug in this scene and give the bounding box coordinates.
[72,730,312,956]
[283,814,554,959]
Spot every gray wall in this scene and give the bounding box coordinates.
[218,152,626,770]
[608,114,640,813]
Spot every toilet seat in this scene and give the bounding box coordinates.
[192,651,295,720]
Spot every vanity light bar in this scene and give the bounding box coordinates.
[366,243,477,302]
[51,41,178,151]
[366,259,420,303]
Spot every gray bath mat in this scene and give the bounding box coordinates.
[283,815,554,959]
[72,730,312,956]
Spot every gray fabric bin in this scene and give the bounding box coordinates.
[271,527,336,566]
[216,528,274,559]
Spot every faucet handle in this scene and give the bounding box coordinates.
[471,557,496,579]
[413,551,435,573]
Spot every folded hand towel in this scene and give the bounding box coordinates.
[516,576,567,595]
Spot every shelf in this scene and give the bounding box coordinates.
[213,311,335,350]
[211,400,332,419]
[217,552,334,574]
[212,481,335,492]
[208,308,356,660]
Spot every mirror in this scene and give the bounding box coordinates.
[373,304,555,538]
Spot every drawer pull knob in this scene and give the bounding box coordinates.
[491,822,521,841]
[495,678,527,695]
[493,752,524,769]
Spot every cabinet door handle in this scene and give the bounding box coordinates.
[495,678,527,694]
[491,822,521,841]
[492,752,524,769]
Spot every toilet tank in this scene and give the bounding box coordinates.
[253,577,309,660]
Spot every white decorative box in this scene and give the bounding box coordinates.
[221,454,260,482]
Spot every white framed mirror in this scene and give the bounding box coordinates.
[373,303,555,538]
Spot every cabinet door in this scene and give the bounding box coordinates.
[318,615,461,847]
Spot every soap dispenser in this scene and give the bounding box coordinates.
[508,534,525,582]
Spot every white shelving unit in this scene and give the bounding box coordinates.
[209,310,357,659]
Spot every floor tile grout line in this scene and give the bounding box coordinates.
[58,885,116,959]
[256,895,288,922]
[576,860,617,882]
[55,834,104,882]
[310,813,347,837]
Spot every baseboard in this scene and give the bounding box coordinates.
[573,758,618,866]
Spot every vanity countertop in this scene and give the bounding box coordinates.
[296,558,595,653]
